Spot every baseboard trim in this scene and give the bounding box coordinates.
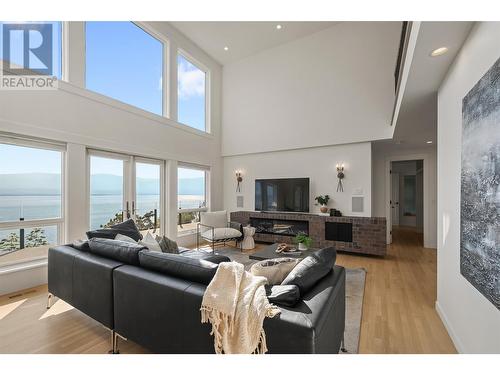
[435,300,465,353]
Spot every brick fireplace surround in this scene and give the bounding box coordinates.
[230,211,387,256]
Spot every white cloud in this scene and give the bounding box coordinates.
[178,59,205,99]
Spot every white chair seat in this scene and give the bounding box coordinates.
[201,227,242,241]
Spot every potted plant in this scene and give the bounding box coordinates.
[294,232,313,251]
[315,195,330,213]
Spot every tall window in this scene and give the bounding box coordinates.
[0,141,64,265]
[0,21,62,78]
[178,166,208,235]
[86,22,163,116]
[177,53,207,132]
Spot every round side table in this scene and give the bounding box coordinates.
[242,226,256,250]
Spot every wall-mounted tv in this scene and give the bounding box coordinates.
[255,178,309,212]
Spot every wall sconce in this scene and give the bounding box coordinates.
[235,170,243,192]
[336,163,345,192]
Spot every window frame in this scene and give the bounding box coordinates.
[177,49,210,133]
[84,21,167,118]
[177,162,210,236]
[0,135,66,266]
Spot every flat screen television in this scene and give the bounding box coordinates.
[255,178,309,212]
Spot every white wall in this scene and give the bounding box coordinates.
[222,22,400,156]
[372,143,437,248]
[0,21,223,294]
[436,22,500,353]
[223,142,373,217]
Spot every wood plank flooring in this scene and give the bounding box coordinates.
[0,226,456,354]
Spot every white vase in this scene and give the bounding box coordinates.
[298,242,308,251]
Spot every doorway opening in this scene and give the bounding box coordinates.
[390,159,423,245]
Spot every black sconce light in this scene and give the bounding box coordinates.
[336,163,345,192]
[236,170,243,192]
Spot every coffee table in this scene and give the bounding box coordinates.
[249,243,317,261]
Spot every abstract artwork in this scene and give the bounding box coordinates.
[461,56,500,310]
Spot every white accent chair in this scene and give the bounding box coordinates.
[197,210,243,252]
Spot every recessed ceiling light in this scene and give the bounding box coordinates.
[426,140,433,144]
[223,46,229,51]
[430,47,448,57]
[276,24,282,30]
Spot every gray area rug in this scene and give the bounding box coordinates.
[210,247,366,354]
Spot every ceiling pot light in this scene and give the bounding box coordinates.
[426,140,433,144]
[276,24,282,30]
[430,47,448,57]
[223,46,229,51]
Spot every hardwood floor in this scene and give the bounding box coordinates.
[0,226,456,354]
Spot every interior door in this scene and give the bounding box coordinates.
[133,159,163,235]
[391,172,400,227]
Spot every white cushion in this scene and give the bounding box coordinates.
[139,232,162,252]
[201,227,242,241]
[250,257,300,285]
[200,210,227,229]
[115,233,137,243]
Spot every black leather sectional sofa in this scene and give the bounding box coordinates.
[47,240,346,354]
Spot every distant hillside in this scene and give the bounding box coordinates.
[0,173,204,196]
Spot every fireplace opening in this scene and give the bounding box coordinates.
[250,217,309,237]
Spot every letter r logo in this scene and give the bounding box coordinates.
[2,23,53,75]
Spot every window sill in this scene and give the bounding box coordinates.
[0,257,48,276]
[58,80,214,140]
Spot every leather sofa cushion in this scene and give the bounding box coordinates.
[88,238,147,265]
[86,219,143,242]
[281,247,337,295]
[139,250,220,285]
[265,284,300,307]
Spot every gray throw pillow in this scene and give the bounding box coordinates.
[156,235,179,254]
[281,247,337,296]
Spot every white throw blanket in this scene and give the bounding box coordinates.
[200,261,280,354]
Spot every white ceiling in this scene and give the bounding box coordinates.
[386,21,473,149]
[170,21,338,65]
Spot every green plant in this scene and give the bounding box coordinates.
[314,195,330,206]
[294,232,313,248]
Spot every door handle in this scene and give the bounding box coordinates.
[126,201,130,219]
[132,201,135,216]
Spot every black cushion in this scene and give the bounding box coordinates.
[86,219,143,242]
[179,250,230,264]
[138,250,220,285]
[281,247,337,295]
[72,239,90,252]
[88,238,146,265]
[265,284,300,307]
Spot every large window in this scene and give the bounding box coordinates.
[0,21,62,78]
[88,150,163,235]
[177,53,207,132]
[178,166,208,235]
[85,22,163,116]
[0,140,64,265]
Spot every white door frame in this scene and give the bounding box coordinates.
[385,153,430,246]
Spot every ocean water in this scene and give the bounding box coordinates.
[0,194,204,251]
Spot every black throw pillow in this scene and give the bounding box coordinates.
[88,237,147,265]
[265,284,300,307]
[72,239,90,252]
[281,247,337,296]
[138,250,220,285]
[86,219,143,242]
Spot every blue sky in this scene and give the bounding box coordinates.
[0,144,61,174]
